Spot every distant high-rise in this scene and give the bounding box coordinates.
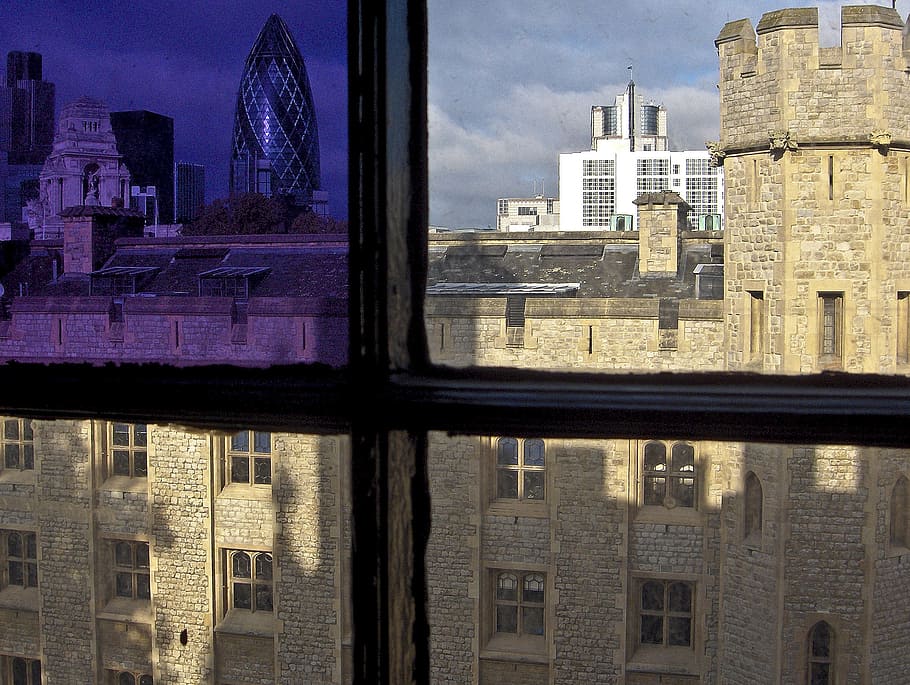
[230,14,321,208]
[110,110,175,224]
[175,162,206,224]
[0,51,55,166]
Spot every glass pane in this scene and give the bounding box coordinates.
[669,582,691,613]
[137,573,151,600]
[26,562,37,587]
[25,534,36,559]
[811,622,831,657]
[810,663,830,685]
[496,470,518,499]
[672,477,695,507]
[640,615,663,645]
[119,673,136,685]
[233,582,251,610]
[522,606,544,636]
[136,543,150,568]
[668,616,692,646]
[253,431,271,453]
[522,574,544,603]
[5,443,19,468]
[23,444,34,469]
[524,439,545,466]
[496,605,517,633]
[4,420,19,440]
[115,542,133,566]
[116,572,133,597]
[11,658,26,684]
[22,421,33,442]
[497,438,518,465]
[641,581,663,611]
[255,553,273,580]
[134,451,148,477]
[113,451,130,476]
[523,471,544,500]
[231,456,250,483]
[230,431,250,453]
[9,560,22,585]
[139,676,153,685]
[232,551,251,578]
[8,532,21,557]
[255,583,273,612]
[496,573,517,600]
[30,661,40,684]
[644,443,667,471]
[253,457,271,484]
[672,443,695,472]
[134,425,148,447]
[643,476,665,505]
[112,424,131,446]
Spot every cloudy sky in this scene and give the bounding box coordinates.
[1,1,347,218]
[3,2,908,228]
[428,0,909,228]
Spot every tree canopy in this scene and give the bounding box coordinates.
[182,193,347,236]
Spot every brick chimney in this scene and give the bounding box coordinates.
[61,205,145,274]
[633,191,690,275]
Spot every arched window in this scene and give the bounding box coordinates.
[807,621,834,685]
[643,441,697,508]
[744,471,763,544]
[228,550,273,612]
[890,476,909,549]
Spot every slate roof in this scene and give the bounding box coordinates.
[0,235,348,301]
[426,232,723,299]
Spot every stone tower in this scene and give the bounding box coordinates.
[717,5,910,375]
[714,7,910,684]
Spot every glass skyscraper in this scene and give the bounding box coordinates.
[230,14,321,207]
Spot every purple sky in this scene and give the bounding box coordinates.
[2,1,348,219]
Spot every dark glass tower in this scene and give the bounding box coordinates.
[230,14,320,207]
[111,110,175,224]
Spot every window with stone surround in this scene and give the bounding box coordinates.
[492,570,545,640]
[109,423,148,478]
[2,657,41,685]
[1,418,34,472]
[889,475,909,550]
[642,441,696,509]
[108,671,152,685]
[225,430,271,486]
[807,621,834,685]
[743,471,763,546]
[637,579,694,649]
[2,531,37,590]
[495,438,545,502]
[113,540,150,601]
[226,550,273,613]
[818,293,843,368]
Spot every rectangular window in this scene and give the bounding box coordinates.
[819,292,843,364]
[638,579,694,648]
[494,437,545,501]
[493,570,545,637]
[110,423,148,478]
[113,540,150,601]
[1,419,33,472]
[227,549,273,612]
[642,442,696,509]
[226,430,271,486]
[2,531,37,589]
[748,291,765,363]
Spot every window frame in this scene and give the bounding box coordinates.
[640,440,698,512]
[0,3,907,683]
[224,548,273,615]
[491,437,546,509]
[1,418,34,474]
[223,430,272,488]
[112,539,151,602]
[108,422,148,479]
[2,530,37,591]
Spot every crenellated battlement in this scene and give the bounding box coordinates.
[716,5,910,153]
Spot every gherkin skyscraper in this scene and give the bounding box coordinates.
[230,14,320,206]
